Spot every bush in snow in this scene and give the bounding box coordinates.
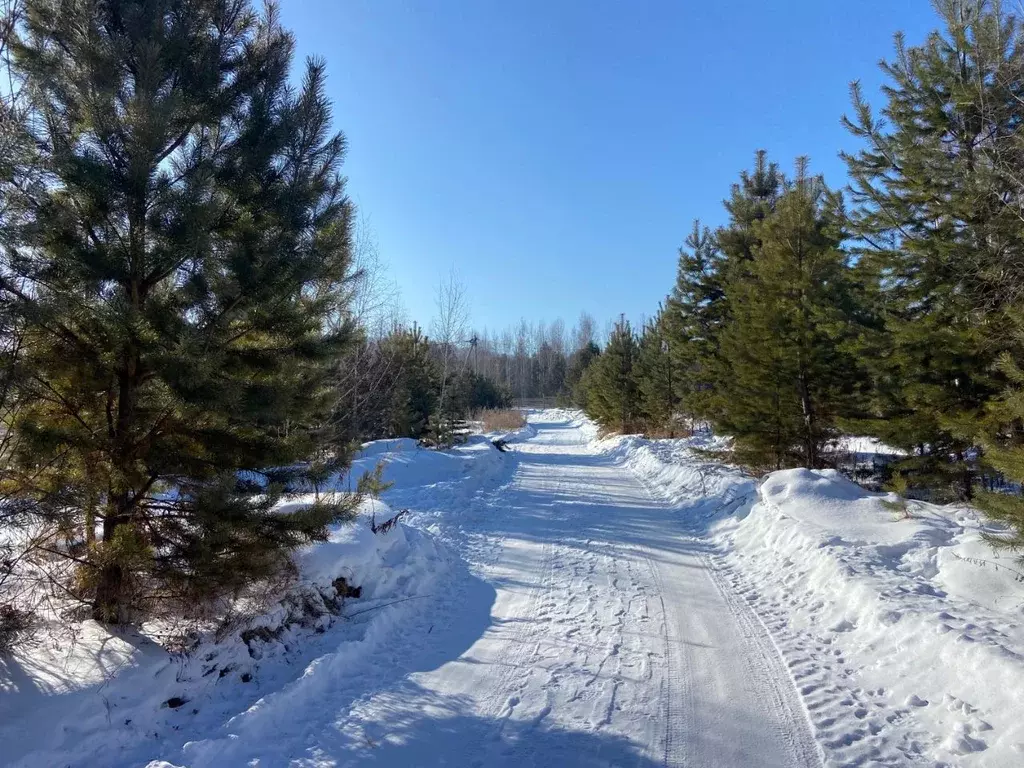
[478,408,526,432]
[0,603,34,654]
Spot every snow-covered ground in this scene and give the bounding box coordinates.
[603,427,1024,766]
[3,410,1024,766]
[0,429,526,768]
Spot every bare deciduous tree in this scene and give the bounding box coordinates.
[549,318,567,357]
[572,311,597,352]
[349,215,403,339]
[431,269,471,442]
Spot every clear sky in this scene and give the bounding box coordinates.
[279,0,939,335]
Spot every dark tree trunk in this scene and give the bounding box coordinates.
[92,561,126,623]
[958,450,974,502]
[93,349,140,623]
[91,510,130,623]
[798,371,816,469]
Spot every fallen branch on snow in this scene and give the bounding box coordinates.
[370,509,408,535]
[343,594,434,619]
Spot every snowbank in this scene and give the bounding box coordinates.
[0,433,516,768]
[0,500,448,768]
[600,431,754,512]
[605,427,1024,765]
[717,469,1024,764]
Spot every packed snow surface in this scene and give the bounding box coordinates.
[3,410,1024,766]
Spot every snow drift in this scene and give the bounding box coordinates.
[0,428,522,768]
[604,430,1024,766]
[7,411,1024,767]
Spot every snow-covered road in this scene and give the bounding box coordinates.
[304,410,822,767]
[12,409,1024,766]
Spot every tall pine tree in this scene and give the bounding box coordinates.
[708,151,785,425]
[716,164,865,470]
[2,0,359,622]
[635,306,679,435]
[664,222,724,424]
[842,0,1023,499]
[717,150,785,278]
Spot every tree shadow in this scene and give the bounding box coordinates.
[2,556,499,768]
[308,679,664,768]
[473,446,725,565]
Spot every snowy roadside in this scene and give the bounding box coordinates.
[0,427,525,768]
[11,410,1024,767]
[602,426,1024,766]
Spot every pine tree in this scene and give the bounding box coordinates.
[716,165,865,470]
[382,324,438,439]
[585,317,639,433]
[717,150,785,277]
[2,0,358,622]
[967,2,1024,554]
[457,372,498,411]
[563,341,600,408]
[701,151,786,426]
[841,0,1023,500]
[973,335,1024,560]
[635,307,679,435]
[664,221,725,423]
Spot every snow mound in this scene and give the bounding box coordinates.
[602,430,1024,765]
[0,502,448,768]
[0,432,516,768]
[725,469,1024,765]
[759,467,924,544]
[600,431,754,512]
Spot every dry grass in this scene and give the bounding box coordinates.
[479,408,526,432]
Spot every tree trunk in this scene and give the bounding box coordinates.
[92,560,126,623]
[84,508,96,547]
[91,509,129,623]
[798,369,816,468]
[957,450,974,501]
[84,455,98,547]
[94,342,140,623]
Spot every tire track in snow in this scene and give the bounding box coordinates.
[479,418,673,762]
[708,521,937,766]
[627,437,934,767]
[626,471,820,768]
[497,413,823,766]
[641,535,689,767]
[696,540,825,767]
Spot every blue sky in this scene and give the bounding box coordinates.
[280,0,938,336]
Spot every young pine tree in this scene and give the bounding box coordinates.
[2,0,358,622]
[635,308,679,435]
[974,341,1024,560]
[664,221,725,425]
[703,152,787,426]
[563,341,600,407]
[716,165,865,470]
[842,0,1024,500]
[717,150,785,279]
[383,325,438,440]
[585,317,639,433]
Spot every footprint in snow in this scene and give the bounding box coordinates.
[944,723,988,755]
